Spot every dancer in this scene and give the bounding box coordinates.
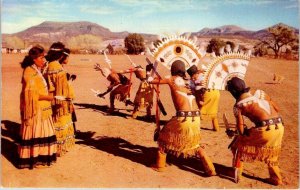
[225,77,284,185]
[187,65,220,131]
[149,60,216,176]
[94,63,133,114]
[201,51,282,185]
[118,65,154,119]
[19,45,57,169]
[147,36,216,175]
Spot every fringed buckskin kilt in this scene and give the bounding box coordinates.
[230,123,284,166]
[111,84,131,102]
[158,116,201,158]
[18,110,57,169]
[200,89,220,118]
[134,81,153,108]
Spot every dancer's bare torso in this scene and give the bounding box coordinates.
[151,76,198,112]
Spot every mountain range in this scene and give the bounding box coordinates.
[2,21,299,47]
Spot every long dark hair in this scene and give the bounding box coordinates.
[45,42,66,62]
[59,48,70,64]
[20,45,45,69]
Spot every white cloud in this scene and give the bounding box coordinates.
[79,5,120,15]
[3,1,69,19]
[224,0,274,5]
[284,1,298,9]
[110,0,161,7]
[2,17,46,34]
[111,0,210,16]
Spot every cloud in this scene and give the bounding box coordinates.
[2,17,46,34]
[3,1,70,18]
[284,0,298,9]
[111,0,211,16]
[79,5,120,15]
[223,0,274,5]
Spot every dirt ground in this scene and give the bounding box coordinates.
[1,53,299,188]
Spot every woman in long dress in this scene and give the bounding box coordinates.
[45,42,75,156]
[18,45,57,169]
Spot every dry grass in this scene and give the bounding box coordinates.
[1,54,298,188]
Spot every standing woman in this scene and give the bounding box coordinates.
[45,42,75,156]
[19,45,57,169]
[59,48,77,136]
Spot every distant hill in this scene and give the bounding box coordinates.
[195,25,249,35]
[189,23,299,39]
[3,21,158,46]
[2,21,298,49]
[11,21,130,42]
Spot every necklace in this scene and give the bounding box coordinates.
[31,64,48,93]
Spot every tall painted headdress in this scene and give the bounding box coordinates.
[202,52,251,90]
[148,36,205,71]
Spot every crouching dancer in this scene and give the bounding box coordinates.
[118,65,154,119]
[94,64,133,113]
[226,77,284,185]
[149,60,216,176]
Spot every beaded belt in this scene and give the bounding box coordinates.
[255,117,283,127]
[176,110,200,117]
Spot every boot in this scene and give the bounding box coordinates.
[198,149,216,176]
[108,96,115,114]
[145,106,152,121]
[132,107,139,119]
[107,106,115,114]
[234,162,243,183]
[146,106,152,117]
[267,165,283,186]
[151,150,167,172]
[212,116,220,132]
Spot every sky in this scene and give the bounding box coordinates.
[1,0,299,35]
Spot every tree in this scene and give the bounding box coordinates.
[67,34,102,52]
[5,36,24,49]
[225,41,235,52]
[261,24,297,58]
[253,43,268,57]
[124,33,145,54]
[106,44,114,54]
[206,38,226,56]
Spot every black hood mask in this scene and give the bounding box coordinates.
[226,77,250,99]
[171,60,186,78]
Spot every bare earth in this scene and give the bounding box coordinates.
[1,54,299,188]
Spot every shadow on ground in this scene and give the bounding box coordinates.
[75,130,240,181]
[74,102,158,123]
[75,131,157,167]
[1,120,20,168]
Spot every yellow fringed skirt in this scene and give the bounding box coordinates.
[158,116,201,158]
[200,89,220,119]
[230,123,284,166]
[53,113,75,156]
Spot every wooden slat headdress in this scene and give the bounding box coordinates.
[202,52,251,90]
[148,36,204,71]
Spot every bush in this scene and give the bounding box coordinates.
[206,38,226,56]
[124,33,145,55]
